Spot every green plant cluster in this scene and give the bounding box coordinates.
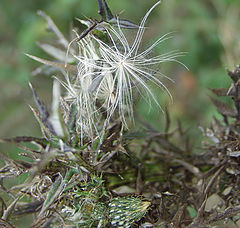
[1,1,240,228]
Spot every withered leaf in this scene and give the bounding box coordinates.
[0,136,48,147]
[210,88,228,97]
[227,67,240,82]
[228,151,240,158]
[210,96,237,117]
[0,219,15,228]
[14,201,43,215]
[2,196,21,221]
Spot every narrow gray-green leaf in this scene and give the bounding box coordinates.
[49,80,68,138]
[25,54,77,73]
[88,73,104,93]
[2,196,21,221]
[37,10,69,49]
[37,42,75,63]
[29,82,49,123]
[29,105,56,138]
[38,174,63,217]
[67,103,77,134]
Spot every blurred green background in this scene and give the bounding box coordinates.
[0,0,240,226]
[0,0,240,146]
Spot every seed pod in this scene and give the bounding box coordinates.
[108,197,150,228]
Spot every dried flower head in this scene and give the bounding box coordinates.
[26,1,185,142]
[70,1,185,130]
